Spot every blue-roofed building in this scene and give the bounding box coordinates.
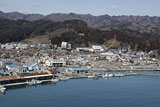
[23,61,44,73]
[6,64,28,74]
[0,70,10,76]
[66,67,91,74]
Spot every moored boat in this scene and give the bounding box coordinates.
[102,73,114,78]
[114,73,125,77]
[88,75,98,79]
[0,85,6,93]
[50,78,59,82]
[27,79,42,85]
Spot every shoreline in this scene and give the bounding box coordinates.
[92,69,160,72]
[1,70,160,87]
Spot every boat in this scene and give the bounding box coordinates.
[27,79,42,85]
[102,73,114,78]
[88,75,98,79]
[102,73,109,78]
[114,73,125,77]
[50,78,59,82]
[59,77,70,81]
[0,85,6,93]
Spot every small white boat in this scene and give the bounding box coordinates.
[59,77,70,81]
[50,78,59,82]
[114,73,125,77]
[102,74,108,78]
[0,85,6,93]
[27,80,42,85]
[88,75,98,79]
[102,73,114,78]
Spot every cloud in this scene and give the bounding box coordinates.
[108,5,119,10]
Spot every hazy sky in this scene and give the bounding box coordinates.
[0,0,159,16]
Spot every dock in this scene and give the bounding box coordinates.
[92,69,160,72]
[0,72,53,87]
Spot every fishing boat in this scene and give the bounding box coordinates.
[0,85,6,93]
[102,73,114,78]
[27,79,42,85]
[88,75,98,79]
[50,78,59,82]
[114,73,125,77]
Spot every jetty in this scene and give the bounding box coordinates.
[0,72,53,87]
[92,69,160,72]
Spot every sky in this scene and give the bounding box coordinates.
[0,0,160,16]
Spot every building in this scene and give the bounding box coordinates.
[76,48,93,53]
[61,42,71,50]
[6,64,28,74]
[0,70,10,76]
[15,43,29,49]
[23,61,44,72]
[1,43,15,49]
[0,58,16,67]
[92,45,104,52]
[45,58,66,67]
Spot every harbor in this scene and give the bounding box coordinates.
[1,74,160,107]
[1,69,160,88]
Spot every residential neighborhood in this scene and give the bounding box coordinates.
[0,42,159,78]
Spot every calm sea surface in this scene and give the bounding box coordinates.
[1,71,160,107]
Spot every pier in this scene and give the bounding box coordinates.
[92,69,160,72]
[0,72,53,87]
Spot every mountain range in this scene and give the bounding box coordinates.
[1,11,160,34]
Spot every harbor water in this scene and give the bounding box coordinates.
[1,72,160,107]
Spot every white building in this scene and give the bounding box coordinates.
[45,58,66,67]
[1,43,15,49]
[76,48,93,52]
[15,43,29,49]
[92,45,104,52]
[61,42,67,49]
[61,42,71,50]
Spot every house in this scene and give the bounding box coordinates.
[66,67,91,74]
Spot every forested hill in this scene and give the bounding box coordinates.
[0,18,160,51]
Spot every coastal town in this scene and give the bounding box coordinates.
[0,41,160,93]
